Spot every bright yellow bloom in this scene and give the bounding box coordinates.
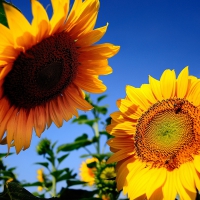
[37,168,44,183]
[37,168,44,192]
[37,186,43,192]
[0,0,120,153]
[79,157,98,186]
[107,67,200,200]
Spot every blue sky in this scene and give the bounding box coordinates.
[1,0,200,195]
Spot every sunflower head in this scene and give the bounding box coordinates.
[94,161,118,198]
[79,157,98,186]
[37,168,45,183]
[0,0,120,153]
[107,67,200,199]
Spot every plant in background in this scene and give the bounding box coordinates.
[23,138,76,198]
[0,153,18,191]
[79,157,98,186]
[36,168,45,192]
[95,161,118,200]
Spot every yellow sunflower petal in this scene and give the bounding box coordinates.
[116,157,135,191]
[127,167,151,199]
[74,75,106,93]
[175,168,197,200]
[116,99,141,120]
[160,69,176,99]
[76,24,108,46]
[0,106,15,141]
[177,66,189,98]
[162,171,177,200]
[15,110,27,153]
[179,163,196,193]
[140,84,157,104]
[24,109,34,150]
[65,0,82,31]
[149,75,163,101]
[107,147,134,164]
[146,168,166,199]
[34,106,46,137]
[194,155,200,174]
[79,43,120,59]
[50,0,69,34]
[69,0,99,37]
[0,23,14,46]
[65,84,93,111]
[6,109,18,151]
[107,137,133,150]
[3,3,34,49]
[31,0,50,42]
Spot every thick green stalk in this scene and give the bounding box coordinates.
[51,165,57,197]
[93,121,100,155]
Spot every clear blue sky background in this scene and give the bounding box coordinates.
[1,0,200,195]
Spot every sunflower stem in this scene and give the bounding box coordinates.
[51,165,57,197]
[93,121,100,155]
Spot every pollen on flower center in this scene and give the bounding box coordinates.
[3,31,79,109]
[135,98,200,170]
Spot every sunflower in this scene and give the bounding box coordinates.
[0,0,120,153]
[37,168,45,192]
[79,157,98,186]
[95,161,118,199]
[107,67,200,200]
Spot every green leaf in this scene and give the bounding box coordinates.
[72,115,87,123]
[66,179,87,187]
[86,161,97,168]
[35,162,49,169]
[75,134,88,142]
[80,153,112,161]
[0,0,8,27]
[72,115,97,127]
[51,141,57,149]
[21,182,43,187]
[97,95,107,103]
[106,117,112,125]
[50,169,65,179]
[93,105,108,115]
[57,134,94,152]
[57,154,69,164]
[99,131,112,139]
[0,153,13,159]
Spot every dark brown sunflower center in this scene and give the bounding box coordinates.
[134,98,200,171]
[3,31,79,109]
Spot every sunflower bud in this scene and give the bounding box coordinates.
[36,138,51,155]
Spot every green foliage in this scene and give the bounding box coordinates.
[0,0,8,27]
[57,134,97,152]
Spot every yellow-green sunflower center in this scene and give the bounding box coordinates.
[100,167,116,180]
[135,98,200,170]
[3,31,79,109]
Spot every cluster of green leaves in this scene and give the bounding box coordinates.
[0,153,18,188]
